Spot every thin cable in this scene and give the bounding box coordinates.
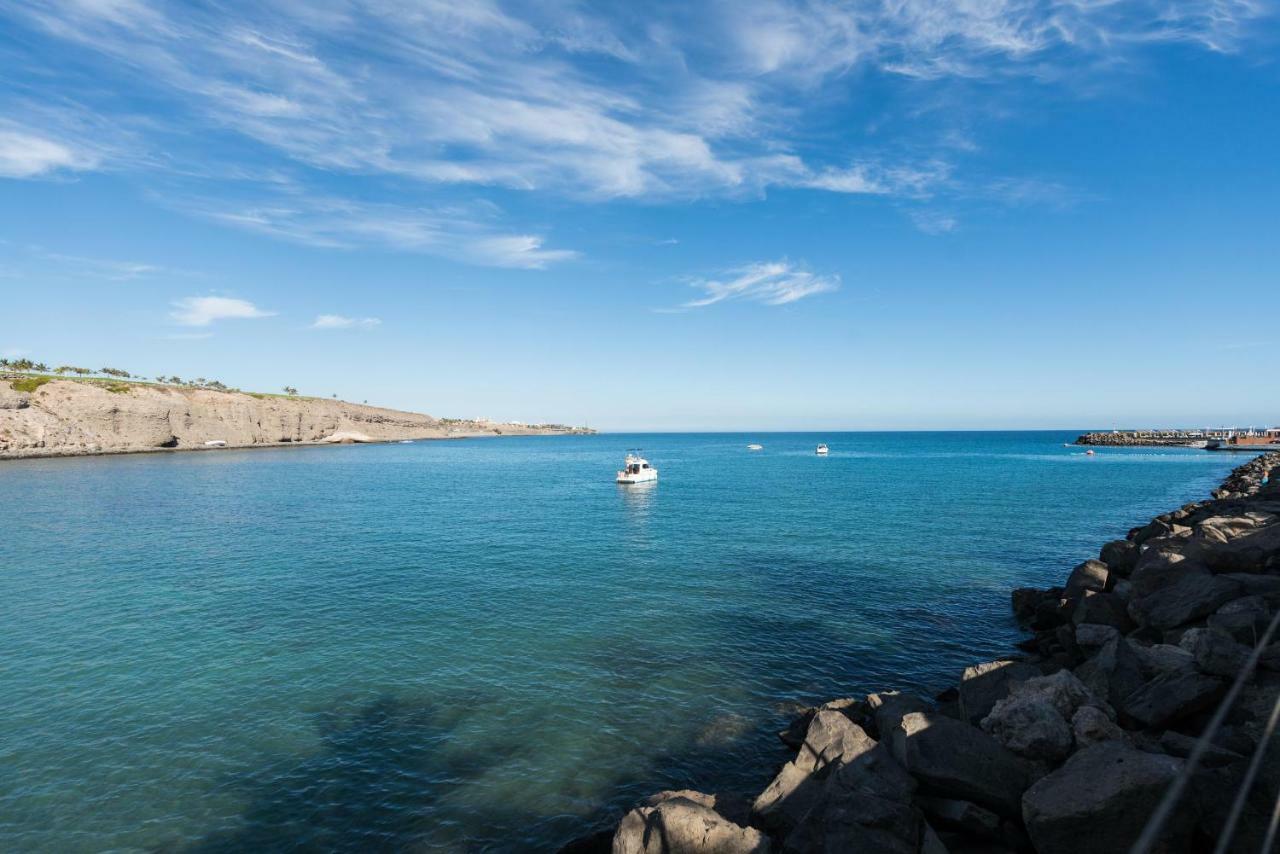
[1213,674,1280,854]
[1263,784,1280,854]
[1130,607,1280,854]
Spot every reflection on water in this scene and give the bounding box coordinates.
[618,481,657,540]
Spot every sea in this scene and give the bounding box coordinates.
[0,432,1251,852]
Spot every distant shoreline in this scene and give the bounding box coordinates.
[0,378,591,462]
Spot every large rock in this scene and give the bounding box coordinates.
[613,793,770,854]
[1100,539,1139,576]
[958,659,1040,725]
[1072,590,1134,632]
[980,670,1108,762]
[1121,670,1226,728]
[1070,706,1127,749]
[754,712,876,834]
[1127,574,1243,630]
[1074,637,1146,709]
[866,692,930,742]
[795,710,876,775]
[1063,559,1110,600]
[1186,516,1280,574]
[915,795,1001,839]
[1021,744,1190,854]
[892,711,1035,816]
[1208,595,1271,645]
[1128,548,1204,598]
[781,741,920,854]
[1179,626,1252,679]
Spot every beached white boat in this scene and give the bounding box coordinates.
[816,443,829,455]
[616,452,657,484]
[203,440,227,448]
[747,444,763,451]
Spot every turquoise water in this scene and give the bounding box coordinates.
[0,432,1248,851]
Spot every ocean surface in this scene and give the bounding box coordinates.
[0,432,1252,852]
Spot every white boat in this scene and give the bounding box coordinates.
[747,444,763,451]
[203,440,227,448]
[816,443,829,455]
[616,451,658,484]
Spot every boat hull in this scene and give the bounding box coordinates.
[616,472,658,484]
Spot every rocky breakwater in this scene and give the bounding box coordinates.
[564,452,1280,854]
[0,379,585,460]
[1075,432,1196,447]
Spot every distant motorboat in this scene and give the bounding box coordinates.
[816,443,829,455]
[397,440,414,444]
[617,451,658,484]
[203,440,227,448]
[1085,450,1096,456]
[747,444,763,451]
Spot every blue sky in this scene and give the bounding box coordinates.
[1,0,1277,430]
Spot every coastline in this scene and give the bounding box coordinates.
[568,451,1280,853]
[0,378,590,462]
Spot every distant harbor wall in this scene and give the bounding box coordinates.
[562,452,1280,853]
[1076,428,1280,447]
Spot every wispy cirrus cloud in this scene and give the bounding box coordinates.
[186,193,577,269]
[312,314,381,330]
[681,261,840,309]
[170,296,274,326]
[0,0,1270,256]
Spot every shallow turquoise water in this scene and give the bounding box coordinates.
[0,432,1249,851]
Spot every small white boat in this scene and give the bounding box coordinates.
[816,443,829,455]
[616,451,658,484]
[1085,450,1096,456]
[747,444,763,451]
[397,440,414,444]
[203,440,227,448]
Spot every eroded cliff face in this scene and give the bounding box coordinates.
[0,380,569,459]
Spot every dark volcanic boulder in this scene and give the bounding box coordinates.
[1063,559,1110,600]
[1121,670,1226,728]
[892,711,1036,816]
[754,711,876,834]
[1128,575,1243,630]
[613,792,769,854]
[958,659,1040,725]
[781,742,921,853]
[866,691,931,741]
[1021,744,1190,854]
[1072,590,1135,632]
[1100,539,1139,576]
[1179,626,1252,679]
[1075,637,1146,709]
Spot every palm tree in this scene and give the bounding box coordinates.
[33,362,49,373]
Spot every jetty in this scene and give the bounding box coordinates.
[563,453,1280,854]
[1076,427,1280,448]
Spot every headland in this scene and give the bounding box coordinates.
[0,377,590,461]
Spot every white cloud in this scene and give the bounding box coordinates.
[0,129,95,178]
[909,210,958,234]
[187,194,578,269]
[0,0,1269,257]
[311,314,381,329]
[682,260,840,308]
[170,296,274,326]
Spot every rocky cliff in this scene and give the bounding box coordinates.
[564,452,1280,854]
[0,379,584,459]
